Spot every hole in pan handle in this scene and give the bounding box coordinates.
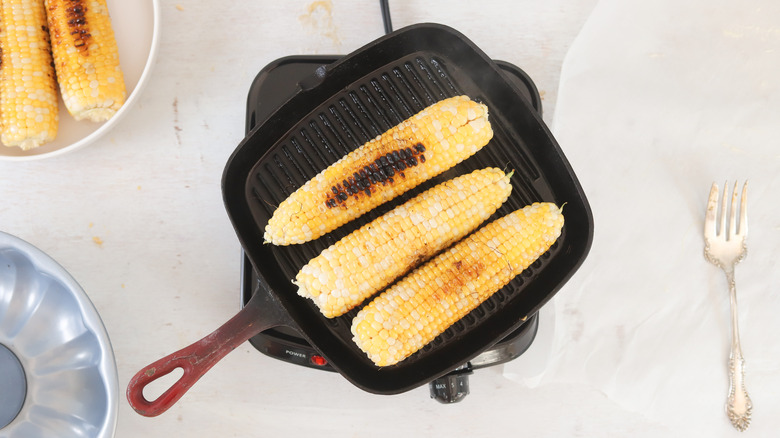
[126,289,289,417]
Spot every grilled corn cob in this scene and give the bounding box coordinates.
[296,168,512,318]
[264,95,494,245]
[0,0,59,149]
[352,202,564,366]
[44,0,125,122]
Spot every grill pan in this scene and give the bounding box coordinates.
[127,23,593,417]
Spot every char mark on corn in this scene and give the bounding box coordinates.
[0,0,59,150]
[296,167,513,318]
[324,143,427,209]
[60,0,90,53]
[264,95,494,245]
[351,202,564,367]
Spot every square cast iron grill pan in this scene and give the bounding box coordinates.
[224,23,593,394]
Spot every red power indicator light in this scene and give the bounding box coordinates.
[310,355,328,366]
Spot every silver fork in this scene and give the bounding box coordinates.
[704,181,752,431]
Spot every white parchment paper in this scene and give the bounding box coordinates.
[504,0,780,435]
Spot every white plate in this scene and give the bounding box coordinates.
[0,0,160,161]
[0,231,118,437]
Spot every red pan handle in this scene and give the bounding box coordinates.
[126,293,279,417]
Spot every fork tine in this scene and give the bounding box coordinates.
[705,182,719,239]
[739,181,748,236]
[728,181,739,240]
[720,180,729,237]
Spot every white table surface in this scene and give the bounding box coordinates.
[2,1,779,437]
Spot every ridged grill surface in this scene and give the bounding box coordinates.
[244,52,561,362]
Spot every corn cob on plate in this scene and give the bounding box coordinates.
[0,0,60,150]
[352,202,564,366]
[0,0,158,160]
[296,167,512,318]
[263,95,494,245]
[45,0,126,122]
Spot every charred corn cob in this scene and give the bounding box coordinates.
[0,0,59,149]
[352,202,564,366]
[44,0,125,122]
[264,95,494,245]
[296,168,512,318]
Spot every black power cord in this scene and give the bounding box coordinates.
[379,0,393,34]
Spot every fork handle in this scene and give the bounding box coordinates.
[725,269,752,431]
